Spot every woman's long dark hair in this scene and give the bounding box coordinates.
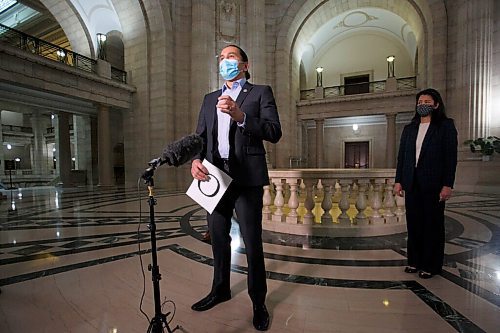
[412,88,448,124]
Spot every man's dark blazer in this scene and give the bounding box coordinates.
[395,118,457,193]
[194,81,282,187]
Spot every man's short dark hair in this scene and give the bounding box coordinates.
[223,44,251,80]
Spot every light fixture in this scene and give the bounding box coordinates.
[7,144,12,150]
[352,124,359,131]
[97,33,107,43]
[56,49,66,62]
[316,66,324,87]
[14,157,20,162]
[386,55,395,78]
[96,33,107,60]
[72,157,76,161]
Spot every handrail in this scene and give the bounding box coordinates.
[300,76,417,100]
[0,23,127,83]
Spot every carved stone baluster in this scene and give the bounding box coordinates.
[370,179,384,224]
[337,179,351,225]
[320,179,334,224]
[383,179,396,223]
[394,189,406,223]
[299,179,307,201]
[303,178,316,225]
[262,185,272,222]
[332,181,341,205]
[286,178,300,224]
[354,179,369,225]
[367,181,374,207]
[272,179,285,222]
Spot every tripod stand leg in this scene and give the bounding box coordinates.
[147,314,179,333]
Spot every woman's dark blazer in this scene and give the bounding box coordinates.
[194,81,282,187]
[395,118,458,193]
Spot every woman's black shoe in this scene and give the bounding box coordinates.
[404,266,418,273]
[418,271,433,279]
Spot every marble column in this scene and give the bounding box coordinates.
[56,112,72,186]
[0,116,4,175]
[246,0,265,83]
[30,112,48,175]
[98,105,114,186]
[451,0,493,141]
[315,118,324,168]
[385,113,397,168]
[73,115,93,185]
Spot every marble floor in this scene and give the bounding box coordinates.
[0,186,499,333]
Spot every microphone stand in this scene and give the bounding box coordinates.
[142,159,179,333]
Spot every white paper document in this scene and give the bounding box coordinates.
[186,159,232,214]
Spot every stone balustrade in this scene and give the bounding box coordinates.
[263,169,406,237]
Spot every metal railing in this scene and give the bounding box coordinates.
[111,66,127,83]
[397,76,417,90]
[0,23,127,83]
[300,76,417,100]
[2,124,33,133]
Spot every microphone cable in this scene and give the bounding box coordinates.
[137,177,150,323]
[136,177,178,329]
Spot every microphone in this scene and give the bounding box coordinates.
[161,133,203,167]
[142,134,203,182]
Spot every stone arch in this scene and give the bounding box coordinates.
[271,0,447,167]
[39,0,94,57]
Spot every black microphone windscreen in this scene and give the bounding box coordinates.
[162,134,203,167]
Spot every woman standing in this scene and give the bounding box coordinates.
[394,88,458,279]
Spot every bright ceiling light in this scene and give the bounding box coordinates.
[0,0,17,13]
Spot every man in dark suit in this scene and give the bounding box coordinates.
[190,44,281,331]
[394,88,457,279]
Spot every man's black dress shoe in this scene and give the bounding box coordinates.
[253,304,270,331]
[404,266,418,273]
[191,293,231,311]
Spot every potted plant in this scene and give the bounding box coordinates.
[464,136,500,161]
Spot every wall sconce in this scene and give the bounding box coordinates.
[6,144,12,150]
[316,67,324,87]
[97,33,107,60]
[386,55,395,78]
[56,49,66,62]
[352,124,360,135]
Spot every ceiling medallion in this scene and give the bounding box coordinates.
[334,11,378,29]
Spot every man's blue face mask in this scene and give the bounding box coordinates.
[219,59,241,81]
